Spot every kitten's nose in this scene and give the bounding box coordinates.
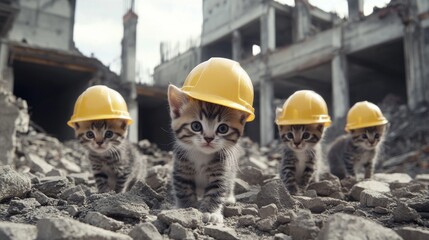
[96,141,103,146]
[204,137,214,143]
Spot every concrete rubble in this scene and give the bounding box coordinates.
[0,89,429,239]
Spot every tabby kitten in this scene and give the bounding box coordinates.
[74,119,146,193]
[168,84,248,224]
[328,125,386,179]
[277,119,325,195]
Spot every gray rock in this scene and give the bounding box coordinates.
[36,218,131,240]
[60,186,83,200]
[238,166,264,185]
[242,207,259,216]
[66,205,79,217]
[237,215,256,227]
[30,189,51,206]
[257,179,296,210]
[395,226,429,240]
[129,222,163,240]
[84,211,124,231]
[406,197,429,212]
[349,180,390,201]
[0,166,31,201]
[224,206,242,217]
[295,196,327,214]
[158,208,202,229]
[415,174,429,183]
[27,154,53,174]
[68,173,89,185]
[393,202,420,222]
[307,179,341,196]
[34,176,70,198]
[8,198,40,215]
[129,181,164,209]
[91,189,150,219]
[46,168,66,177]
[169,223,195,240]
[0,90,28,165]
[204,225,239,240]
[247,156,268,170]
[360,189,393,208]
[0,221,37,240]
[67,189,86,205]
[259,203,278,219]
[234,178,250,195]
[235,189,259,204]
[289,210,319,240]
[373,206,390,214]
[59,157,82,173]
[257,217,277,232]
[274,233,291,240]
[317,213,402,240]
[374,173,412,184]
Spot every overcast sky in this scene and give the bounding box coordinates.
[74,0,390,84]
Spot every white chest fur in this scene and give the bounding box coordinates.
[295,151,307,181]
[187,150,215,199]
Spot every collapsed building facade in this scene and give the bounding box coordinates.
[152,0,429,147]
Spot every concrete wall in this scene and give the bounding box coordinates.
[202,0,261,37]
[153,47,201,87]
[9,0,75,50]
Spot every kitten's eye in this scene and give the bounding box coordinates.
[86,131,95,139]
[374,133,380,139]
[105,130,114,138]
[286,132,294,139]
[362,134,368,139]
[217,124,229,134]
[191,121,202,132]
[302,132,311,140]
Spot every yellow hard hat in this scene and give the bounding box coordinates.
[275,90,331,127]
[181,57,255,122]
[345,101,388,131]
[67,85,133,128]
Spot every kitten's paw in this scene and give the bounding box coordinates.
[225,195,236,205]
[202,212,224,224]
[286,184,300,195]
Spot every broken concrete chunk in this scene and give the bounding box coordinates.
[307,179,341,196]
[257,217,277,232]
[84,211,124,231]
[27,154,54,174]
[289,209,319,240]
[259,203,278,219]
[257,179,296,210]
[395,226,429,240]
[393,202,420,223]
[169,222,195,240]
[224,205,242,217]
[238,166,264,185]
[203,225,239,240]
[0,166,31,202]
[234,178,251,195]
[360,189,393,208]
[36,218,131,240]
[8,198,41,215]
[129,222,163,240]
[34,176,70,198]
[0,221,37,240]
[158,208,202,229]
[374,173,412,184]
[237,215,256,227]
[317,213,402,240]
[349,180,390,201]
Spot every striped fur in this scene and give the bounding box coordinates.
[73,119,146,193]
[328,125,386,179]
[168,84,247,224]
[277,124,325,195]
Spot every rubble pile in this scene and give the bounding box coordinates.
[1,89,429,240]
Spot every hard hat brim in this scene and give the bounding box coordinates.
[345,119,388,132]
[183,91,255,122]
[275,118,331,127]
[67,115,133,128]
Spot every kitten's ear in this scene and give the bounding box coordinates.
[240,113,249,125]
[167,84,189,119]
[316,124,324,133]
[275,107,283,118]
[120,120,128,130]
[74,122,80,130]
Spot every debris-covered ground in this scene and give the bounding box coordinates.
[1,89,429,240]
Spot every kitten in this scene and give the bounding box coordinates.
[327,125,386,179]
[167,84,248,224]
[74,119,146,193]
[277,120,325,195]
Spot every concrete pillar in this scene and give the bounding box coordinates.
[403,3,426,109]
[332,54,349,118]
[331,26,349,119]
[121,10,139,143]
[232,30,242,61]
[0,42,13,91]
[293,0,311,42]
[347,0,364,22]
[259,6,275,146]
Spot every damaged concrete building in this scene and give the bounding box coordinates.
[0,0,138,143]
[152,0,429,146]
